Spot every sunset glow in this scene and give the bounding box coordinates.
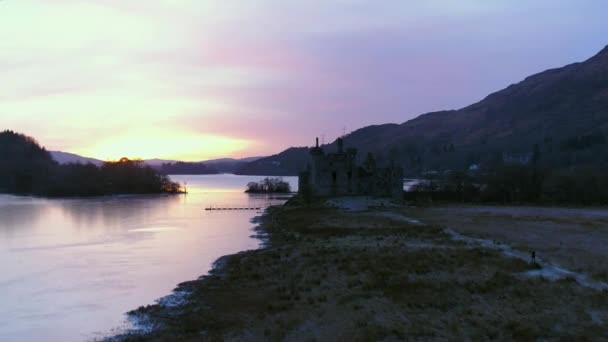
[76,130,252,162]
[2,0,608,160]
[2,1,608,341]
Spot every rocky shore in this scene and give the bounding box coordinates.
[113,198,608,341]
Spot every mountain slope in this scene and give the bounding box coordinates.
[50,152,265,174]
[239,45,608,176]
[50,151,104,166]
[202,156,264,173]
[156,162,219,175]
[235,147,310,176]
[380,45,608,172]
[144,158,179,166]
[1,131,56,193]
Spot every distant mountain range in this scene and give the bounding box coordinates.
[50,45,608,177]
[236,45,608,176]
[142,158,180,167]
[50,151,264,174]
[235,147,310,176]
[50,151,104,166]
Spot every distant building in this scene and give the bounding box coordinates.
[502,152,533,165]
[299,138,403,198]
[467,163,481,176]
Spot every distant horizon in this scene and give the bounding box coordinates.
[3,1,608,160]
[47,149,266,164]
[23,41,608,163]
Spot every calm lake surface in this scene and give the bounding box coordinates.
[0,174,297,342]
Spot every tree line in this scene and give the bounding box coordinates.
[406,163,608,206]
[0,130,183,196]
[245,177,291,193]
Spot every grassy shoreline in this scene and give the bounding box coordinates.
[115,199,608,341]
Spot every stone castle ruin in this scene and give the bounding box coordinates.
[299,138,403,198]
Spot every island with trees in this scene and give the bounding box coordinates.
[245,177,291,193]
[0,130,184,196]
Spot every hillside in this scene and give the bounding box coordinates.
[235,147,310,175]
[49,151,264,174]
[202,157,264,173]
[0,131,56,193]
[154,157,265,174]
[238,45,608,176]
[1,131,182,196]
[156,162,219,175]
[51,151,104,166]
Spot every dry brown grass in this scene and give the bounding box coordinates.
[406,205,608,277]
[120,202,608,341]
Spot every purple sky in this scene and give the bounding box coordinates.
[2,1,607,160]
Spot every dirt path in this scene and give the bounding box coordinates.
[406,205,608,282]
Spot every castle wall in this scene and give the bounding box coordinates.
[308,151,358,196]
[299,139,404,198]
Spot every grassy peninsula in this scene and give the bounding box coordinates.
[120,197,608,341]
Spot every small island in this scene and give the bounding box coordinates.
[245,177,291,193]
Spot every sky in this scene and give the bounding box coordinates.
[2,1,608,161]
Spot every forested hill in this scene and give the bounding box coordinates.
[0,130,182,196]
[157,162,219,175]
[50,151,103,166]
[0,130,56,193]
[235,147,310,176]
[237,45,608,176]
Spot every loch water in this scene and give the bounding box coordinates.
[0,174,297,341]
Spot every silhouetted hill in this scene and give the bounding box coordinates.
[158,162,219,175]
[144,158,179,166]
[51,151,103,166]
[0,130,56,193]
[150,157,265,174]
[238,45,608,176]
[50,152,265,174]
[235,147,309,176]
[1,131,182,196]
[202,157,264,173]
[204,156,263,164]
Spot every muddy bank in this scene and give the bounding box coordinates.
[113,201,608,341]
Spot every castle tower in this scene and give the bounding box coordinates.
[309,137,324,187]
[299,137,403,198]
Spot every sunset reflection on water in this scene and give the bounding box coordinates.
[0,174,297,342]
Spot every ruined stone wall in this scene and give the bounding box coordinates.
[299,140,403,198]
